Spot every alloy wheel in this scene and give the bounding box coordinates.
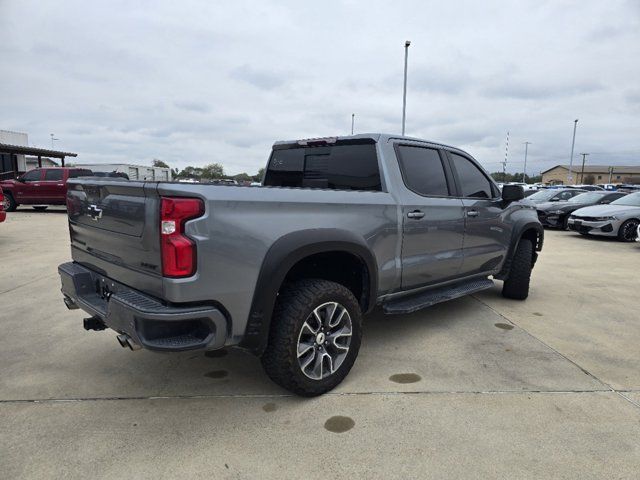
[621,220,639,241]
[296,302,352,380]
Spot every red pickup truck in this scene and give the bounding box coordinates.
[0,187,6,222]
[0,167,93,212]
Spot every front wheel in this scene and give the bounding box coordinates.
[261,279,362,396]
[617,219,639,242]
[502,238,533,300]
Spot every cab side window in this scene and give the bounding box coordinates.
[559,191,574,200]
[449,153,494,199]
[21,170,41,182]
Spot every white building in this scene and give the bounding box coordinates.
[0,130,28,172]
[75,163,172,181]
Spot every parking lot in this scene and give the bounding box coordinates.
[1,208,639,479]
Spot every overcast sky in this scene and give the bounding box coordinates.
[1,0,639,175]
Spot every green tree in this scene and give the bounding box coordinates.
[233,172,252,182]
[177,166,203,180]
[152,159,170,169]
[201,163,225,180]
[252,167,265,182]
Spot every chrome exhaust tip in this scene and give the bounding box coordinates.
[125,337,142,351]
[116,334,129,348]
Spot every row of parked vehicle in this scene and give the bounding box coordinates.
[525,188,640,242]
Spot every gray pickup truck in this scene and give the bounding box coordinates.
[58,133,543,396]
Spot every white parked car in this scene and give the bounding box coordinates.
[568,192,640,242]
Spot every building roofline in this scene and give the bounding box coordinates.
[0,143,77,158]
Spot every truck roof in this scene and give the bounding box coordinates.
[273,133,472,157]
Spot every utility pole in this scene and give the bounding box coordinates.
[351,113,355,135]
[523,141,531,183]
[401,40,411,136]
[608,166,613,184]
[579,153,589,183]
[568,119,578,184]
[502,131,509,182]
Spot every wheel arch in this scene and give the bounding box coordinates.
[239,228,378,355]
[495,221,544,280]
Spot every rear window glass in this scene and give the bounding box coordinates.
[263,142,381,191]
[68,169,93,178]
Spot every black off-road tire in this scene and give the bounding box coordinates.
[261,279,362,397]
[617,219,639,242]
[502,238,533,300]
[3,192,17,212]
[32,206,48,211]
[561,215,569,230]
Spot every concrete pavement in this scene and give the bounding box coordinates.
[1,209,639,479]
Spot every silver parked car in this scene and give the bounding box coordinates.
[568,192,640,241]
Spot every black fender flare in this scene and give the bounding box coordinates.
[496,220,544,280]
[239,228,378,355]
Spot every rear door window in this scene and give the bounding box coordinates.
[396,145,450,196]
[44,169,64,181]
[449,153,495,199]
[264,141,381,191]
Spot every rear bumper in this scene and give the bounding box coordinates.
[58,262,228,352]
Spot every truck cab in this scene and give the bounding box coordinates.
[0,167,93,211]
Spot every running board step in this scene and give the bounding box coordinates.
[383,278,494,315]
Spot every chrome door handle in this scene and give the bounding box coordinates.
[407,210,425,219]
[467,210,479,217]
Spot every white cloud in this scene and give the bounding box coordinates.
[1,0,639,175]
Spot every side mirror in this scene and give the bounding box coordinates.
[17,176,26,183]
[501,184,524,205]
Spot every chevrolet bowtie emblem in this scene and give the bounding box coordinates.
[87,204,103,221]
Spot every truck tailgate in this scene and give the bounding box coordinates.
[66,180,163,297]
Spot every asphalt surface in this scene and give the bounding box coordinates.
[1,207,639,479]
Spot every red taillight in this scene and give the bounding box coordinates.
[160,197,204,278]
[0,190,4,212]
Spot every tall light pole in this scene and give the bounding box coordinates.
[351,113,355,135]
[502,131,510,182]
[401,40,411,136]
[50,133,59,149]
[579,153,589,183]
[523,141,531,183]
[568,119,578,185]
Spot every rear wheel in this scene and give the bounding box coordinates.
[617,219,639,242]
[561,215,569,230]
[261,279,362,396]
[2,192,17,212]
[32,206,48,211]
[502,238,533,300]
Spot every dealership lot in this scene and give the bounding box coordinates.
[1,209,639,479]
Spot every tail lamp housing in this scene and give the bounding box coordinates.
[160,197,204,277]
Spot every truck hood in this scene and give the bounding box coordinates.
[572,204,640,217]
